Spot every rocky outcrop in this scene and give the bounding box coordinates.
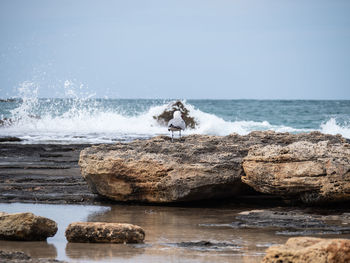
[0,212,57,241]
[65,222,145,243]
[79,131,348,203]
[153,100,197,128]
[263,237,350,263]
[242,140,350,204]
[232,209,350,235]
[79,135,249,203]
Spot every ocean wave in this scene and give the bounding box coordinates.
[320,118,350,139]
[1,84,349,143]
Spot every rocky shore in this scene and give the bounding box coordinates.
[1,131,350,262]
[79,131,350,204]
[0,143,99,204]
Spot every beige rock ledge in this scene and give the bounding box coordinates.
[242,140,350,204]
[79,131,348,203]
[65,222,145,243]
[0,212,57,241]
[262,237,350,263]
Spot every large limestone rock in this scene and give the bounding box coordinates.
[0,212,57,241]
[79,135,248,202]
[65,222,145,243]
[263,237,350,263]
[242,140,350,204]
[79,131,347,203]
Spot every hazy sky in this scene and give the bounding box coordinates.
[0,0,349,99]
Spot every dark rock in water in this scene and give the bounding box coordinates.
[232,209,350,236]
[79,131,349,204]
[0,250,66,263]
[65,222,145,243]
[169,240,241,251]
[263,237,350,263]
[0,137,22,142]
[153,100,197,128]
[0,212,58,241]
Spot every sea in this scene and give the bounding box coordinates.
[0,95,350,144]
[0,83,350,145]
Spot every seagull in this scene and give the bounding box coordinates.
[168,111,186,142]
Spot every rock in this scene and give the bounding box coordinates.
[79,135,248,203]
[0,136,22,142]
[170,241,241,251]
[65,222,145,243]
[232,209,350,235]
[0,212,57,241]
[0,250,66,263]
[79,131,347,203]
[262,237,350,263]
[153,100,197,129]
[242,140,350,204]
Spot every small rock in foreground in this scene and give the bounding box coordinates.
[0,212,57,241]
[0,250,65,263]
[263,237,350,263]
[65,222,145,243]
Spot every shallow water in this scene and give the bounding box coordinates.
[1,203,350,263]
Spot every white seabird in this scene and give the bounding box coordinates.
[168,111,186,142]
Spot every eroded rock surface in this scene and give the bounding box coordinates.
[242,140,350,204]
[263,237,350,263]
[65,222,145,243]
[232,209,350,236]
[0,212,57,241]
[79,131,347,203]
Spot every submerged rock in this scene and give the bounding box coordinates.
[0,212,57,241]
[232,209,350,236]
[242,140,350,204]
[263,237,350,263]
[153,100,197,129]
[0,250,66,263]
[79,131,349,204]
[65,222,145,243]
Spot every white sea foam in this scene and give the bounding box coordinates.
[320,118,350,139]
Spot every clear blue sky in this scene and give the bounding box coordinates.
[0,0,349,99]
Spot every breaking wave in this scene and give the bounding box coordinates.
[0,81,349,143]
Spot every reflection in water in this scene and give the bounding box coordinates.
[66,242,146,260]
[0,240,57,258]
[1,203,350,263]
[83,205,286,263]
